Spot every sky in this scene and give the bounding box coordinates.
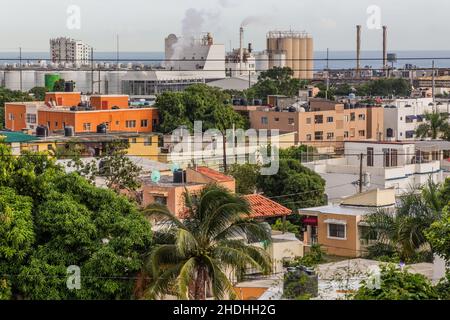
[1,0,450,52]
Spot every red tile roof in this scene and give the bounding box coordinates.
[195,166,234,182]
[243,194,292,219]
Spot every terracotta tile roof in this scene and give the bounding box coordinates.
[195,166,234,182]
[243,194,292,219]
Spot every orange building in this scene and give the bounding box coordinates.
[4,92,159,134]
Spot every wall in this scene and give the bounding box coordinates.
[4,104,27,131]
[317,213,360,257]
[90,95,129,110]
[127,135,159,160]
[45,92,81,106]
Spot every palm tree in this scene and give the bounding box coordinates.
[141,184,272,300]
[415,111,449,140]
[364,180,442,262]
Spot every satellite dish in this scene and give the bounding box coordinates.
[170,163,180,173]
[151,170,161,183]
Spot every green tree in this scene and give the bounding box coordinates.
[415,111,450,140]
[352,264,438,300]
[426,206,450,263]
[364,184,441,263]
[29,87,48,101]
[228,163,261,194]
[141,184,272,300]
[356,78,411,97]
[53,79,66,92]
[245,67,307,102]
[257,159,326,211]
[68,140,142,193]
[0,144,153,300]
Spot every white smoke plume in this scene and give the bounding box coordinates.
[241,15,267,27]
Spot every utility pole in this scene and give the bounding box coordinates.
[432,60,436,104]
[359,153,364,193]
[19,47,23,91]
[91,47,94,93]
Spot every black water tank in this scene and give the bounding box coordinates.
[232,99,241,106]
[240,98,248,106]
[173,169,186,183]
[36,125,48,137]
[96,123,107,134]
[70,106,77,111]
[64,126,74,137]
[111,106,120,110]
[254,99,262,106]
[274,106,281,112]
[64,81,75,92]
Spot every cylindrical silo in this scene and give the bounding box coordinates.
[255,52,269,72]
[283,36,293,71]
[299,37,307,79]
[292,36,301,78]
[306,36,314,79]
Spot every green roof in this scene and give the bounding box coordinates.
[0,131,39,143]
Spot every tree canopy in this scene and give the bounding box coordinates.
[155,84,246,134]
[0,143,152,300]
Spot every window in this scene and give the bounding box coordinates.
[261,117,268,125]
[83,123,91,131]
[383,148,390,167]
[328,224,346,239]
[26,114,36,124]
[274,117,280,122]
[367,147,374,167]
[344,131,349,138]
[131,138,137,144]
[47,121,51,129]
[359,130,365,137]
[126,120,137,128]
[116,121,120,125]
[306,118,312,124]
[314,115,323,124]
[141,119,148,127]
[344,115,350,122]
[8,113,15,121]
[55,121,58,128]
[154,196,167,205]
[327,116,334,123]
[350,113,356,121]
[306,134,312,141]
[327,132,334,140]
[144,137,152,146]
[391,149,398,167]
[152,119,158,127]
[358,114,366,120]
[288,118,295,125]
[314,131,323,140]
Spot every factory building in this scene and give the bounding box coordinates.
[266,31,314,79]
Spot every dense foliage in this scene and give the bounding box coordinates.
[0,143,152,300]
[154,84,246,134]
[228,163,260,194]
[415,111,450,140]
[352,264,438,300]
[245,67,308,102]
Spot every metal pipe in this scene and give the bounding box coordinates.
[383,26,388,71]
[240,26,244,75]
[356,25,361,78]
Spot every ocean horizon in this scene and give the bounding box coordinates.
[1,50,450,70]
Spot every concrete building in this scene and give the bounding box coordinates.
[245,99,384,150]
[304,141,443,199]
[50,37,92,66]
[299,188,397,257]
[266,31,314,79]
[383,98,450,140]
[4,92,159,134]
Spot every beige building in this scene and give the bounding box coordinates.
[299,189,396,257]
[245,99,384,149]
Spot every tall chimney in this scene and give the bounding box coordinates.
[240,26,244,75]
[356,25,361,78]
[383,26,388,72]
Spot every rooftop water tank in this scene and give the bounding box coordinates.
[96,123,107,134]
[64,126,74,137]
[36,125,48,137]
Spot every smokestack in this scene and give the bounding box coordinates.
[248,43,253,53]
[383,26,387,71]
[240,26,244,75]
[356,25,361,78]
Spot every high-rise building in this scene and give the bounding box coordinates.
[50,37,92,65]
[266,31,314,79]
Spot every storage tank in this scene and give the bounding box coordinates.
[272,53,286,68]
[45,74,61,91]
[96,123,107,134]
[64,126,75,137]
[299,38,307,79]
[36,125,48,137]
[255,52,269,72]
[306,37,314,79]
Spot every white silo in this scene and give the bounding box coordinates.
[255,52,269,72]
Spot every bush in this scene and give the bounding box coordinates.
[283,269,318,300]
[286,244,326,268]
[271,219,300,238]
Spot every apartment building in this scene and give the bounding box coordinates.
[246,99,384,149]
[50,37,91,65]
[4,92,159,134]
[304,141,443,199]
[299,188,396,257]
[383,98,450,140]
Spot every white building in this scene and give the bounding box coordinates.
[383,98,450,140]
[50,37,92,66]
[304,141,443,199]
